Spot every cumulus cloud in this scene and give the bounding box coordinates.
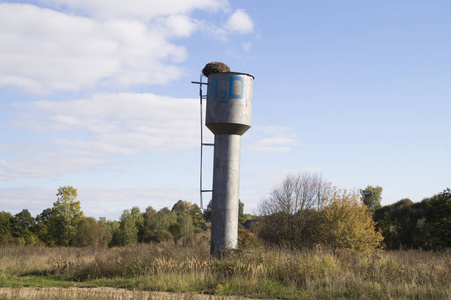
[226,9,254,34]
[196,8,255,41]
[2,93,198,179]
[0,2,254,94]
[0,4,192,93]
[246,126,300,153]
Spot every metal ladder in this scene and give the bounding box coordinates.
[191,74,213,211]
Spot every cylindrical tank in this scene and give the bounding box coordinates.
[206,72,254,256]
[206,72,254,135]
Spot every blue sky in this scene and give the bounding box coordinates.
[0,0,450,220]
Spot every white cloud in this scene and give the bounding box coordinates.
[2,93,199,180]
[13,93,200,150]
[159,15,200,38]
[0,4,117,93]
[246,126,300,153]
[0,187,56,216]
[226,9,254,34]
[0,153,109,181]
[39,0,230,20]
[199,8,254,41]
[0,2,255,93]
[0,3,198,94]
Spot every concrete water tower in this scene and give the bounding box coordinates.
[202,62,254,256]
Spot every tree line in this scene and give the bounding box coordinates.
[255,173,450,251]
[255,173,383,252]
[0,186,214,247]
[355,184,451,250]
[0,186,252,248]
[371,187,451,250]
[1,177,449,251]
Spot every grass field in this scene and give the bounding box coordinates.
[0,235,450,299]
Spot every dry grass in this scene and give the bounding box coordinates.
[0,287,252,300]
[0,237,450,299]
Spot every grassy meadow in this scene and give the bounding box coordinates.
[0,235,450,299]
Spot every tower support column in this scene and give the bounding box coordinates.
[210,133,241,256]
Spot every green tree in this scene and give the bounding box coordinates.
[117,207,144,245]
[72,217,112,247]
[0,211,13,245]
[10,209,37,245]
[172,200,191,214]
[177,214,194,239]
[0,211,13,236]
[172,200,204,228]
[35,208,55,246]
[107,220,121,247]
[130,206,144,241]
[168,223,180,240]
[49,186,83,246]
[151,208,177,231]
[188,204,205,228]
[119,210,138,245]
[142,206,156,228]
[238,200,248,225]
[424,188,451,249]
[141,207,178,244]
[139,206,157,242]
[360,185,383,212]
[318,189,383,253]
[203,200,213,222]
[373,198,429,250]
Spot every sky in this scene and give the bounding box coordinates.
[0,0,450,220]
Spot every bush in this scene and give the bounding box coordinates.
[318,189,384,253]
[238,228,261,249]
[143,230,174,243]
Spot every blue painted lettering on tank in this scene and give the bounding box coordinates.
[208,76,218,100]
[219,91,227,103]
[229,77,244,99]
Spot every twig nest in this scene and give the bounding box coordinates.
[202,62,230,77]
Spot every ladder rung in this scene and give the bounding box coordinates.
[191,81,208,85]
[202,143,214,146]
[201,190,213,193]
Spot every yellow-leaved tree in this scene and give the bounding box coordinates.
[318,188,383,253]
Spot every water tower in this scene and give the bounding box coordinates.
[199,62,254,256]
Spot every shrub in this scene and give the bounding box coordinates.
[318,189,384,253]
[143,230,174,243]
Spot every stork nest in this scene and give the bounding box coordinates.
[202,62,230,77]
